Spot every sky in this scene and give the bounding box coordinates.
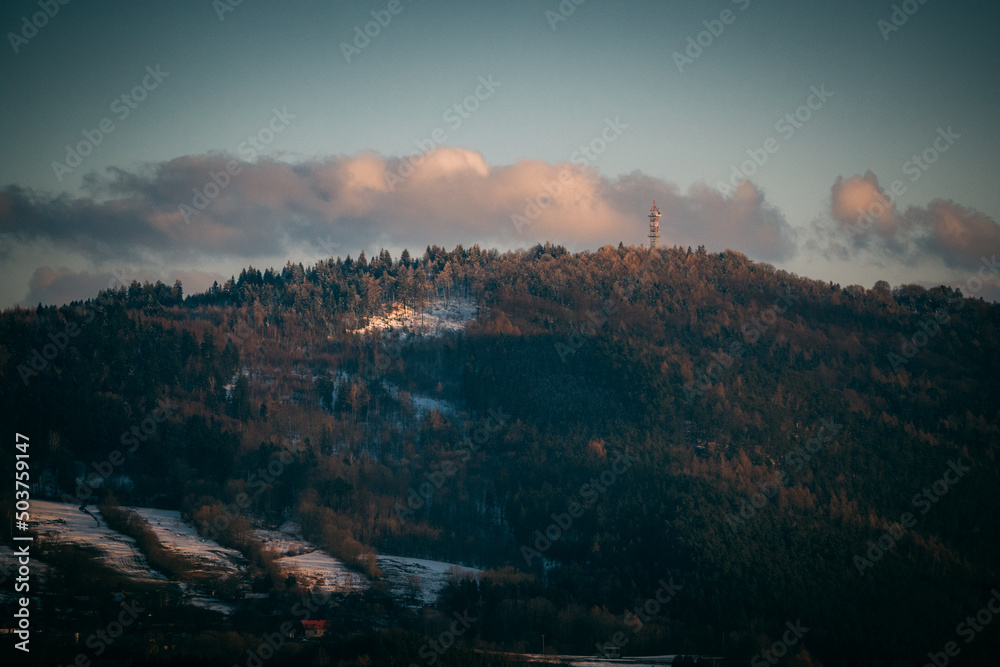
[1,0,999,307]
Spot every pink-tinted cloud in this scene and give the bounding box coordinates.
[22,267,116,307]
[0,148,799,267]
[820,171,1000,273]
[912,200,1000,270]
[830,171,901,237]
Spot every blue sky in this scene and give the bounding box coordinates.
[2,0,999,306]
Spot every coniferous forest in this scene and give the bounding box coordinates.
[2,243,998,666]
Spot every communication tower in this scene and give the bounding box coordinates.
[648,201,661,250]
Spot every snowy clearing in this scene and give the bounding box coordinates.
[352,296,478,337]
[382,381,463,421]
[255,523,369,593]
[255,523,480,604]
[132,506,244,574]
[25,502,482,609]
[375,555,481,606]
[30,500,166,583]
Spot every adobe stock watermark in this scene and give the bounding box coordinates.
[213,0,244,22]
[521,452,637,566]
[312,235,341,259]
[850,127,959,238]
[512,116,628,234]
[384,75,501,191]
[877,0,931,41]
[119,400,178,453]
[356,327,418,388]
[106,265,142,292]
[853,459,970,576]
[51,65,170,183]
[16,300,104,385]
[555,253,665,363]
[726,419,841,533]
[52,596,145,665]
[555,286,622,363]
[673,0,752,73]
[595,578,682,657]
[7,0,72,55]
[238,589,333,667]
[716,84,833,197]
[886,255,996,373]
[11,543,32,652]
[179,107,294,224]
[682,290,797,400]
[201,441,304,541]
[751,620,810,667]
[394,408,507,522]
[922,589,1000,667]
[886,303,953,373]
[407,610,477,667]
[545,0,587,31]
[341,0,415,64]
[62,400,179,506]
[230,317,257,348]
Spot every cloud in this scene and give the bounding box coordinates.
[912,200,1000,270]
[6,155,998,305]
[22,267,112,308]
[7,152,998,306]
[830,171,900,236]
[0,149,799,271]
[639,178,796,260]
[814,171,1000,274]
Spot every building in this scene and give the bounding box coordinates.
[301,620,330,639]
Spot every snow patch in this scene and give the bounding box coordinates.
[375,555,481,606]
[253,525,480,605]
[132,507,244,574]
[382,381,462,421]
[255,526,369,593]
[30,500,167,583]
[27,502,483,610]
[351,296,478,337]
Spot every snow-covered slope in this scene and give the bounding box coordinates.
[31,500,167,583]
[133,506,244,574]
[382,381,463,421]
[255,523,481,604]
[27,501,481,608]
[255,523,369,592]
[352,296,478,337]
[376,555,481,606]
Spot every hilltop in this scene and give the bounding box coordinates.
[2,242,998,666]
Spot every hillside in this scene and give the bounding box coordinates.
[2,243,998,666]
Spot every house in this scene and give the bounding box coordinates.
[301,620,330,639]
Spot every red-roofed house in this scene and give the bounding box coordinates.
[301,620,330,639]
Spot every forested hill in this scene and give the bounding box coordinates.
[2,242,999,665]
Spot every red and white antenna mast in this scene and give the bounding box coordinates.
[648,200,661,250]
